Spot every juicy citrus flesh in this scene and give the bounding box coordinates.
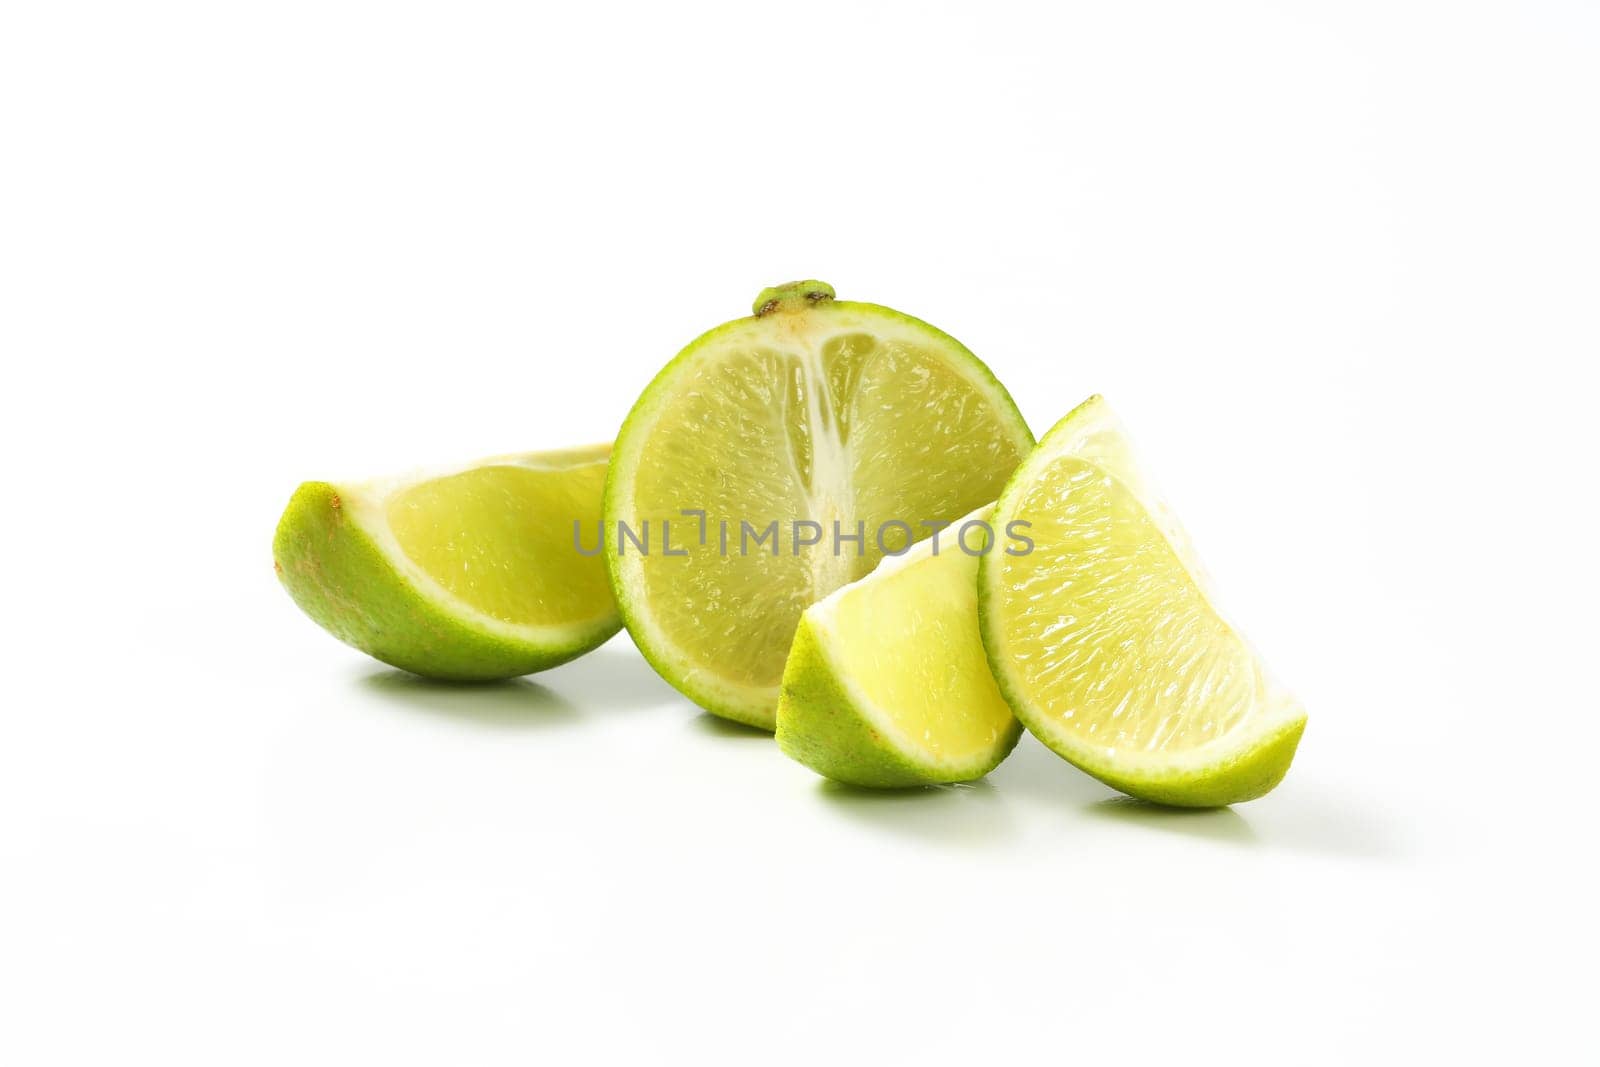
[827,538,1014,760]
[274,444,618,681]
[981,397,1304,805]
[386,460,612,628]
[608,295,1033,728]
[777,511,1022,786]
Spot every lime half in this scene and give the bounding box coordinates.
[979,397,1306,806]
[606,282,1034,728]
[777,507,1022,786]
[275,444,619,680]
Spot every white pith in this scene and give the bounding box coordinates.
[342,443,616,649]
[793,330,859,602]
[609,305,1030,724]
[983,396,1306,779]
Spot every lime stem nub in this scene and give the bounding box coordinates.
[753,280,836,316]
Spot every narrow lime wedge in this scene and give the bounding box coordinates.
[274,444,619,680]
[979,397,1306,806]
[606,282,1034,728]
[777,508,1022,786]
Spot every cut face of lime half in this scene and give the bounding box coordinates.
[606,282,1034,729]
[979,397,1306,807]
[777,507,1023,787]
[274,443,619,681]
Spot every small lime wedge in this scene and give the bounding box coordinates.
[274,444,619,680]
[979,397,1306,806]
[777,508,1022,787]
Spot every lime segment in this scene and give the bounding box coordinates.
[979,397,1305,806]
[777,509,1022,787]
[275,444,618,681]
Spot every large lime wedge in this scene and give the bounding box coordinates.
[274,444,619,680]
[606,282,1033,728]
[979,397,1306,806]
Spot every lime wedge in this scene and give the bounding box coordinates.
[979,397,1306,806]
[274,444,619,680]
[777,508,1022,786]
[606,282,1034,728]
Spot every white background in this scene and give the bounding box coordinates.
[3,2,1597,1063]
